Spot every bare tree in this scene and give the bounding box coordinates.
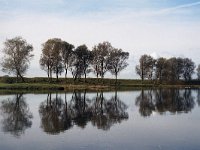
[1,37,34,82]
[108,48,129,83]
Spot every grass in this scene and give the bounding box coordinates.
[0,76,200,92]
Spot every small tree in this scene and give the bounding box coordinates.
[1,37,34,82]
[108,48,129,83]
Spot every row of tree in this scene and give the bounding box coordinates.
[1,36,200,82]
[0,37,129,82]
[136,54,200,82]
[39,38,129,82]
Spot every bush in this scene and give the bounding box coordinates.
[0,76,16,84]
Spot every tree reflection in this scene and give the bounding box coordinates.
[91,91,128,130]
[39,93,73,134]
[39,91,128,134]
[136,89,195,117]
[0,93,33,137]
[197,89,200,106]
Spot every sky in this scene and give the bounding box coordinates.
[0,0,200,79]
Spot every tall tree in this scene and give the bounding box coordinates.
[72,45,92,81]
[165,57,183,81]
[40,39,54,82]
[92,42,113,78]
[61,41,74,78]
[40,38,63,82]
[108,48,129,83]
[155,57,167,82]
[91,49,101,78]
[136,55,155,81]
[1,37,34,82]
[51,39,64,82]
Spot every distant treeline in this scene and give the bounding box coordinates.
[136,55,200,82]
[0,36,200,83]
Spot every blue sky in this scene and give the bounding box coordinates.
[1,0,200,16]
[0,0,200,78]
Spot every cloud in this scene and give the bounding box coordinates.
[0,1,200,78]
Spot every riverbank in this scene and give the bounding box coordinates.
[0,76,200,92]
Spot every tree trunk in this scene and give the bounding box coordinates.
[56,72,58,82]
[17,70,25,82]
[65,68,68,79]
[84,71,86,83]
[115,73,118,85]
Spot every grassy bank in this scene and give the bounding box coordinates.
[0,76,200,91]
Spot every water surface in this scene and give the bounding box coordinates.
[0,89,200,150]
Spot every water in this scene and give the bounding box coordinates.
[0,89,200,150]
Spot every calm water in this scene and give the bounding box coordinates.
[0,89,200,150]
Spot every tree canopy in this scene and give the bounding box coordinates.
[1,37,34,82]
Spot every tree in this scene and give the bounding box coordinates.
[136,55,155,81]
[92,42,113,78]
[1,37,34,82]
[91,48,101,78]
[182,58,195,81]
[61,41,74,78]
[155,57,167,82]
[40,38,63,82]
[108,48,129,83]
[197,64,200,80]
[51,39,64,82]
[165,57,183,81]
[70,45,92,81]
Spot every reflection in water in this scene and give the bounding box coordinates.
[39,91,128,134]
[136,89,195,117]
[90,91,128,130]
[197,89,200,106]
[0,89,199,138]
[39,93,73,134]
[0,93,33,137]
